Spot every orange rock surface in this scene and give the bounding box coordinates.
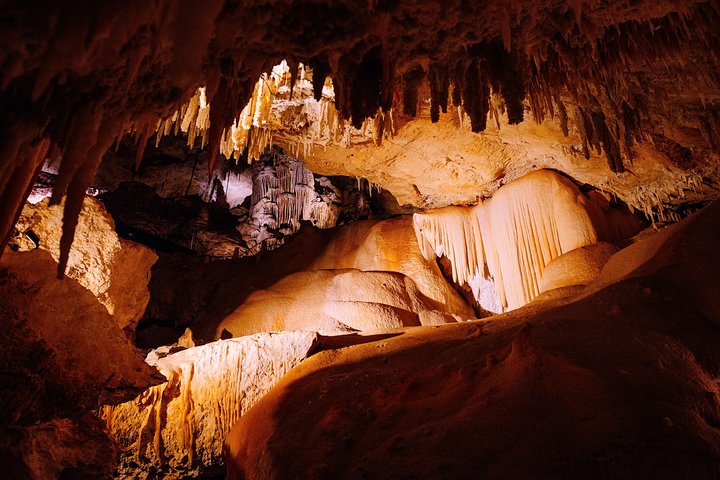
[225,200,720,480]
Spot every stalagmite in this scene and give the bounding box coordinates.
[414,170,608,311]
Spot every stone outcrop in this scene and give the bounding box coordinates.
[9,196,157,333]
[0,249,162,477]
[101,331,318,479]
[214,269,461,338]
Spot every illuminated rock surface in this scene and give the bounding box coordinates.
[101,331,317,479]
[308,216,472,316]
[225,200,720,480]
[210,214,474,338]
[413,170,642,311]
[9,197,157,333]
[215,269,461,338]
[538,242,618,294]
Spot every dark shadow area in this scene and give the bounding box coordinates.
[314,331,405,353]
[140,221,339,344]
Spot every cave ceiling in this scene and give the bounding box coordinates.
[1,0,719,274]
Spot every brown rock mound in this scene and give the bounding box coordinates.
[225,201,720,480]
[9,196,157,334]
[214,269,460,338]
[0,249,162,477]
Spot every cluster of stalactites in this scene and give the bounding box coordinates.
[154,60,398,168]
[242,148,340,254]
[525,2,720,173]
[155,61,307,165]
[413,170,600,312]
[2,2,719,280]
[400,41,526,133]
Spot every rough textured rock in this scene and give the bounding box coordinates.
[300,108,717,220]
[101,331,318,479]
[214,269,461,338]
[538,242,618,293]
[225,200,720,480]
[0,249,162,476]
[9,196,157,333]
[0,415,117,480]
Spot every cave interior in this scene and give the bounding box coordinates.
[1,1,720,479]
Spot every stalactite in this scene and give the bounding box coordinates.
[428,64,450,123]
[402,68,424,117]
[134,127,152,172]
[591,111,624,173]
[2,1,720,261]
[50,107,102,206]
[558,100,569,136]
[57,117,122,277]
[413,170,603,311]
[461,59,490,133]
[309,56,330,102]
[498,67,525,125]
[0,135,50,253]
[350,51,384,129]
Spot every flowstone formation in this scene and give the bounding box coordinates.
[414,170,642,312]
[240,147,371,255]
[224,199,720,480]
[101,331,318,479]
[214,269,462,338]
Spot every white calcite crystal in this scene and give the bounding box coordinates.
[414,170,615,312]
[240,148,346,254]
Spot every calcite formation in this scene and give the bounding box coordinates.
[8,196,157,333]
[202,214,476,339]
[240,147,364,255]
[214,269,463,338]
[98,148,373,258]
[308,216,473,316]
[224,199,720,480]
[413,170,641,311]
[538,242,618,294]
[101,331,318,479]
